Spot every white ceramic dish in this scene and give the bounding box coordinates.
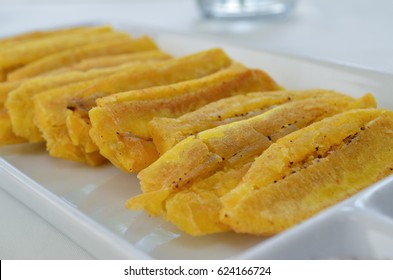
[1,24,393,260]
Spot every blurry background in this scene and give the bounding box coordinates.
[1,0,393,259]
[0,0,392,72]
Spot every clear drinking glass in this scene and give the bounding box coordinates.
[197,0,298,19]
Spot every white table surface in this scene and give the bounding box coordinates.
[1,0,393,260]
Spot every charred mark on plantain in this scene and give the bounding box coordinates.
[267,135,272,141]
[66,105,76,111]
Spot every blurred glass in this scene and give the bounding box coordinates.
[197,0,298,19]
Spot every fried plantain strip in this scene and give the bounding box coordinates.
[220,108,393,235]
[0,109,26,146]
[0,81,26,145]
[0,26,95,48]
[0,26,116,78]
[47,50,172,74]
[33,79,109,165]
[7,36,158,81]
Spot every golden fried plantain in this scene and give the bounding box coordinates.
[48,50,172,74]
[6,63,141,143]
[126,92,375,235]
[0,81,22,105]
[0,26,95,48]
[0,109,26,146]
[90,63,280,172]
[33,79,108,165]
[36,48,232,165]
[7,36,158,81]
[220,108,393,235]
[0,26,115,79]
[150,89,371,154]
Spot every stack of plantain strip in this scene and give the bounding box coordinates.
[0,25,115,82]
[34,48,233,165]
[1,25,167,146]
[89,63,280,173]
[220,108,393,235]
[4,26,393,239]
[5,51,172,144]
[149,90,372,154]
[126,91,376,235]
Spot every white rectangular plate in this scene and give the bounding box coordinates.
[1,24,393,260]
